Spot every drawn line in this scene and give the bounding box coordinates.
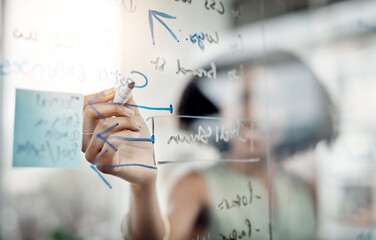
[97,123,119,151]
[147,115,257,125]
[109,135,155,144]
[157,158,260,165]
[125,103,173,113]
[93,149,109,165]
[259,0,273,239]
[96,103,173,113]
[149,10,179,45]
[90,164,112,189]
[153,14,178,42]
[131,71,148,88]
[89,93,106,120]
[97,163,157,170]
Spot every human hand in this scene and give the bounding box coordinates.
[82,88,156,187]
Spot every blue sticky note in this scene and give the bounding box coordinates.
[13,89,83,168]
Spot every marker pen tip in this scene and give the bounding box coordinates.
[128,81,135,89]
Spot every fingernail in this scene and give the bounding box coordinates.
[124,107,134,116]
[104,87,114,96]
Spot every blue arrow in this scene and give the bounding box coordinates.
[96,123,155,152]
[97,123,119,151]
[88,93,106,120]
[91,164,112,189]
[149,10,179,45]
[96,103,173,113]
[97,163,157,170]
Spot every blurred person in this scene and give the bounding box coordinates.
[81,51,337,239]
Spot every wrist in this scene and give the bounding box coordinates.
[131,182,156,196]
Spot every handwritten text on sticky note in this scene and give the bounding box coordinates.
[13,89,83,168]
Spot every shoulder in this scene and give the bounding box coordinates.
[167,171,211,237]
[275,171,316,212]
[170,171,209,205]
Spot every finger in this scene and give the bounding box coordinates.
[85,128,140,165]
[84,101,135,120]
[84,117,141,162]
[84,87,115,108]
[108,129,152,151]
[124,95,142,116]
[85,119,115,163]
[82,103,135,152]
[90,147,119,175]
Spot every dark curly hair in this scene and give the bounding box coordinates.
[177,51,338,158]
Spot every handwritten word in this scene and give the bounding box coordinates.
[44,114,81,141]
[49,26,111,56]
[218,218,252,240]
[51,32,80,50]
[40,113,80,163]
[0,59,149,85]
[168,125,211,144]
[111,70,148,88]
[13,28,37,41]
[189,31,219,51]
[16,109,80,165]
[176,59,216,78]
[228,64,244,81]
[0,59,150,86]
[151,57,166,71]
[204,0,225,15]
[15,141,45,158]
[16,140,78,163]
[167,121,249,145]
[0,59,87,82]
[230,34,244,54]
[149,10,179,45]
[217,181,254,211]
[36,94,81,110]
[12,24,111,56]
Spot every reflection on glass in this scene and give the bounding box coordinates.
[154,51,337,239]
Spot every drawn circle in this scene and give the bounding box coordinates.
[121,77,133,86]
[130,71,148,88]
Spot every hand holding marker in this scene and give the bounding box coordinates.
[114,81,135,104]
[84,77,175,189]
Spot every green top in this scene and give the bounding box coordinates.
[202,164,315,240]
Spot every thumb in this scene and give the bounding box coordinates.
[84,87,115,108]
